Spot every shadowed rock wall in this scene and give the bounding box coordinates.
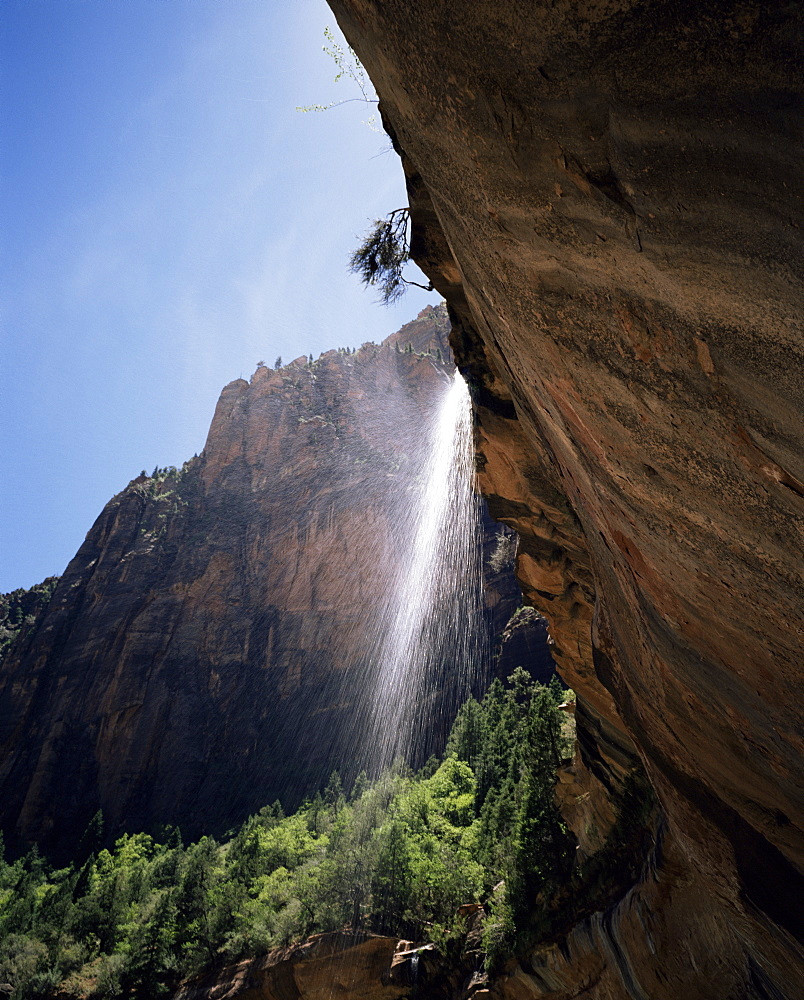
[326,1,803,995]
[0,308,546,860]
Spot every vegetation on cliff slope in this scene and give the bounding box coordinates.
[0,577,59,662]
[0,670,573,999]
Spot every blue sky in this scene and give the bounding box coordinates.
[0,0,440,592]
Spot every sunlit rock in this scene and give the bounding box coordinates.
[174,932,403,1000]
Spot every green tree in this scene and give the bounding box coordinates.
[307,792,326,835]
[0,934,49,1000]
[473,679,514,811]
[324,771,345,818]
[116,889,177,997]
[173,837,219,973]
[446,697,485,771]
[350,771,368,802]
[371,821,412,933]
[0,671,577,991]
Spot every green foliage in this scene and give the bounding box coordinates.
[296,26,378,128]
[134,460,196,496]
[445,698,485,771]
[481,881,515,973]
[0,673,576,997]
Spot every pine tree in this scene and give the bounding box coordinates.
[445,697,484,771]
[371,821,412,933]
[350,771,368,802]
[325,771,344,817]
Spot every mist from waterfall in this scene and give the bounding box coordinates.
[365,370,487,774]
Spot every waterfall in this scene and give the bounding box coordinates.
[366,370,486,774]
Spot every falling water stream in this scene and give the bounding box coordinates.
[366,370,486,774]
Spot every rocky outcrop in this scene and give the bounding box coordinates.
[172,933,464,1000]
[494,607,556,689]
[174,932,402,1000]
[0,307,549,861]
[0,577,59,661]
[325,1,803,995]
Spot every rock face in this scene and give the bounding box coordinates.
[0,307,548,860]
[0,577,59,661]
[325,2,803,996]
[173,932,455,1000]
[173,932,403,1000]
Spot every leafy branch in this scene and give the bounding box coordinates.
[296,27,379,128]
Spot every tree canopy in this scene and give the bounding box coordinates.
[0,670,575,999]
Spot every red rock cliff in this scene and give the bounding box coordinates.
[326,2,803,996]
[0,308,542,860]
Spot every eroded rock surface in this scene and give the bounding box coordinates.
[0,308,545,859]
[327,1,804,995]
[173,932,463,1000]
[174,932,402,1000]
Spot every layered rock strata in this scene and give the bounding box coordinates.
[326,1,804,995]
[0,308,547,859]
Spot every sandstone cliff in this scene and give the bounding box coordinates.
[0,307,547,860]
[326,2,804,996]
